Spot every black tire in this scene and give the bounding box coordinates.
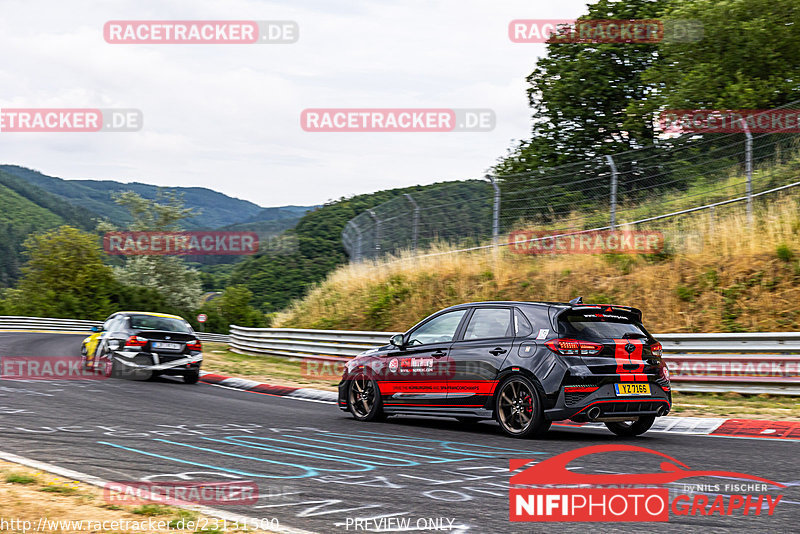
[495,375,549,438]
[605,416,656,437]
[347,375,384,421]
[183,370,200,384]
[101,354,121,378]
[80,345,91,370]
[128,354,153,381]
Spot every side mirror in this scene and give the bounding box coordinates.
[389,334,405,349]
[90,325,102,333]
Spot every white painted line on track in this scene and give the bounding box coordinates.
[0,449,319,534]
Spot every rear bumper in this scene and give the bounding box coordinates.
[545,381,672,422]
[112,351,203,372]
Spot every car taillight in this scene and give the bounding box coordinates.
[186,339,202,351]
[650,342,663,357]
[545,338,603,356]
[125,336,147,347]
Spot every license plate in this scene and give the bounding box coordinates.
[615,383,651,396]
[152,342,182,350]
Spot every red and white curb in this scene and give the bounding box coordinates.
[199,371,338,403]
[199,372,800,441]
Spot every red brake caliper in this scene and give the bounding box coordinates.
[524,394,533,414]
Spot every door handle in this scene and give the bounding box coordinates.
[489,347,507,356]
[431,350,447,358]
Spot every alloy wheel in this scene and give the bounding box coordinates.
[497,378,535,434]
[349,376,376,417]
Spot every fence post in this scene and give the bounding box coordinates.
[367,209,381,255]
[742,120,753,224]
[605,155,618,230]
[403,193,420,252]
[355,224,363,261]
[346,220,363,262]
[487,175,500,246]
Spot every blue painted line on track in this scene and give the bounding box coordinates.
[154,438,376,474]
[97,441,309,478]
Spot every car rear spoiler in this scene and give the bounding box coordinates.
[558,303,644,322]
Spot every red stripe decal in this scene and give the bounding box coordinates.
[378,380,499,395]
[384,403,485,407]
[613,339,646,381]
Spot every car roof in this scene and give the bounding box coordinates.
[112,311,187,320]
[438,301,570,311]
[437,300,638,312]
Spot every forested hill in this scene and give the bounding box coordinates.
[0,165,269,229]
[0,165,315,285]
[228,180,483,313]
[0,168,96,285]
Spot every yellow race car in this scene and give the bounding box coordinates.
[81,311,203,383]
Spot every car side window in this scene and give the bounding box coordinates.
[514,308,533,337]
[407,310,467,346]
[520,305,551,332]
[463,308,513,340]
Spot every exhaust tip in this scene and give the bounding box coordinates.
[587,406,601,420]
[657,405,669,417]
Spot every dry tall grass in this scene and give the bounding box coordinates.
[276,192,800,333]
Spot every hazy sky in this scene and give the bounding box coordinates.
[0,0,589,207]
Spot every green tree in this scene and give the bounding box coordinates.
[495,0,669,178]
[7,226,117,319]
[216,285,264,327]
[114,190,195,231]
[110,191,202,310]
[198,285,264,330]
[643,0,800,109]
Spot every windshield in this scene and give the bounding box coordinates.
[128,315,193,333]
[558,313,648,340]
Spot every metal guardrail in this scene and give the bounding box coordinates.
[0,316,230,343]
[229,326,800,395]
[229,326,398,360]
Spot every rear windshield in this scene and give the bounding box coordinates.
[558,312,648,340]
[129,315,193,333]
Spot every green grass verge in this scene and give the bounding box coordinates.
[202,342,340,390]
[5,472,36,484]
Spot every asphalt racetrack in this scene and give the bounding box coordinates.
[0,333,797,533]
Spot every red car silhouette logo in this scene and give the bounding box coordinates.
[510,444,784,487]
